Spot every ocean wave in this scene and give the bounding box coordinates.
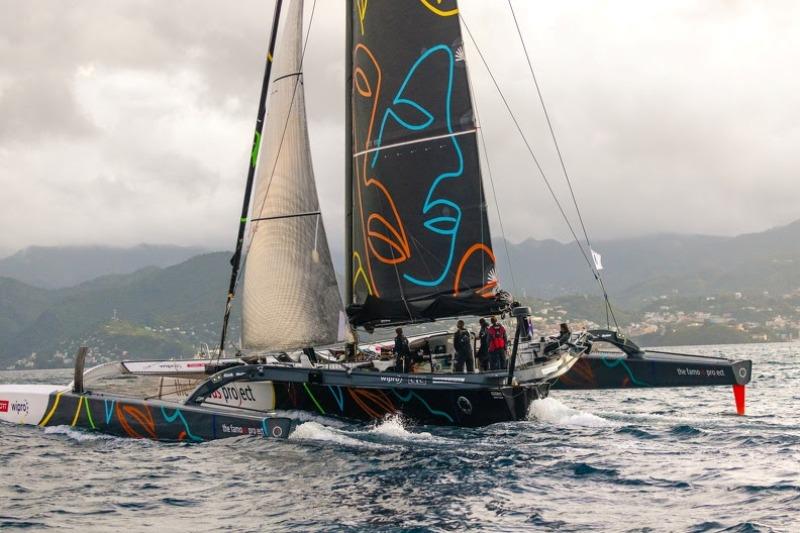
[669,424,704,437]
[288,421,385,450]
[716,522,779,532]
[272,409,349,428]
[43,425,115,442]
[615,425,658,439]
[528,397,616,427]
[365,414,436,441]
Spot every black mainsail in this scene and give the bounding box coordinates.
[347,0,503,326]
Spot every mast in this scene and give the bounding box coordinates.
[218,0,284,356]
[344,0,354,311]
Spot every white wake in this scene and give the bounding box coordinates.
[43,425,115,442]
[288,421,384,449]
[366,414,435,441]
[529,398,616,428]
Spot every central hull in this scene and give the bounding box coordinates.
[179,351,579,427]
[270,381,547,426]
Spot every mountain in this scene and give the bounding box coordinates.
[0,277,56,343]
[2,221,798,368]
[494,219,800,305]
[0,244,208,289]
[0,253,237,369]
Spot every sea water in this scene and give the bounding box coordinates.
[1,343,798,532]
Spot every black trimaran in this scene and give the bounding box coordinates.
[0,0,751,441]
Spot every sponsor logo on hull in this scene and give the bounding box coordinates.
[124,361,208,374]
[160,379,276,412]
[0,385,62,425]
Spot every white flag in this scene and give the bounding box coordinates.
[591,248,603,271]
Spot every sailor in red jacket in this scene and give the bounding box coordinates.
[487,316,508,370]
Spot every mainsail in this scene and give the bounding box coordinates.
[242,0,343,350]
[347,0,502,326]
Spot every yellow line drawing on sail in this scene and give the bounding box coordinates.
[352,252,373,295]
[419,0,458,17]
[357,0,368,35]
[39,391,64,427]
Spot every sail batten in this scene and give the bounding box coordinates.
[352,128,477,158]
[347,0,502,326]
[242,0,343,350]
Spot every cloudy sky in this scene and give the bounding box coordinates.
[1,0,799,258]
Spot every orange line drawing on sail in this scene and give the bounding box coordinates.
[454,243,497,297]
[352,44,379,296]
[357,0,368,35]
[367,197,411,264]
[353,44,411,274]
[419,0,459,17]
[115,402,157,440]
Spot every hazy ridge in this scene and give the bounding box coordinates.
[0,220,798,368]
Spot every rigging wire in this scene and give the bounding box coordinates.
[459,18,591,280]
[460,13,620,329]
[461,38,519,297]
[506,0,619,329]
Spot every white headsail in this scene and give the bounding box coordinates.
[242,0,343,351]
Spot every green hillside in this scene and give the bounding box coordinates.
[2,220,799,369]
[0,253,239,369]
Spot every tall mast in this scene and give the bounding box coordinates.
[219,0,284,356]
[344,0,354,312]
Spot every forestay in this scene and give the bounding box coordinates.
[243,0,343,350]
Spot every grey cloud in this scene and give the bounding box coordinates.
[0,0,799,256]
[0,73,97,142]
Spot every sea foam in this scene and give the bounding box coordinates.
[529,397,616,428]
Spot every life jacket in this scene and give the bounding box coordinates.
[488,324,506,351]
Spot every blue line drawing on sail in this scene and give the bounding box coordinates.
[369,44,464,289]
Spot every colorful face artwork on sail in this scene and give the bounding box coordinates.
[349,0,497,322]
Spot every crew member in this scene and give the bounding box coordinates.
[476,318,490,371]
[487,316,508,370]
[393,327,412,372]
[453,320,475,373]
[544,323,572,355]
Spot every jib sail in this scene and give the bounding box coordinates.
[242,0,343,350]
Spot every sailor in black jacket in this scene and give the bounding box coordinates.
[393,327,412,372]
[476,318,490,371]
[453,320,475,373]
